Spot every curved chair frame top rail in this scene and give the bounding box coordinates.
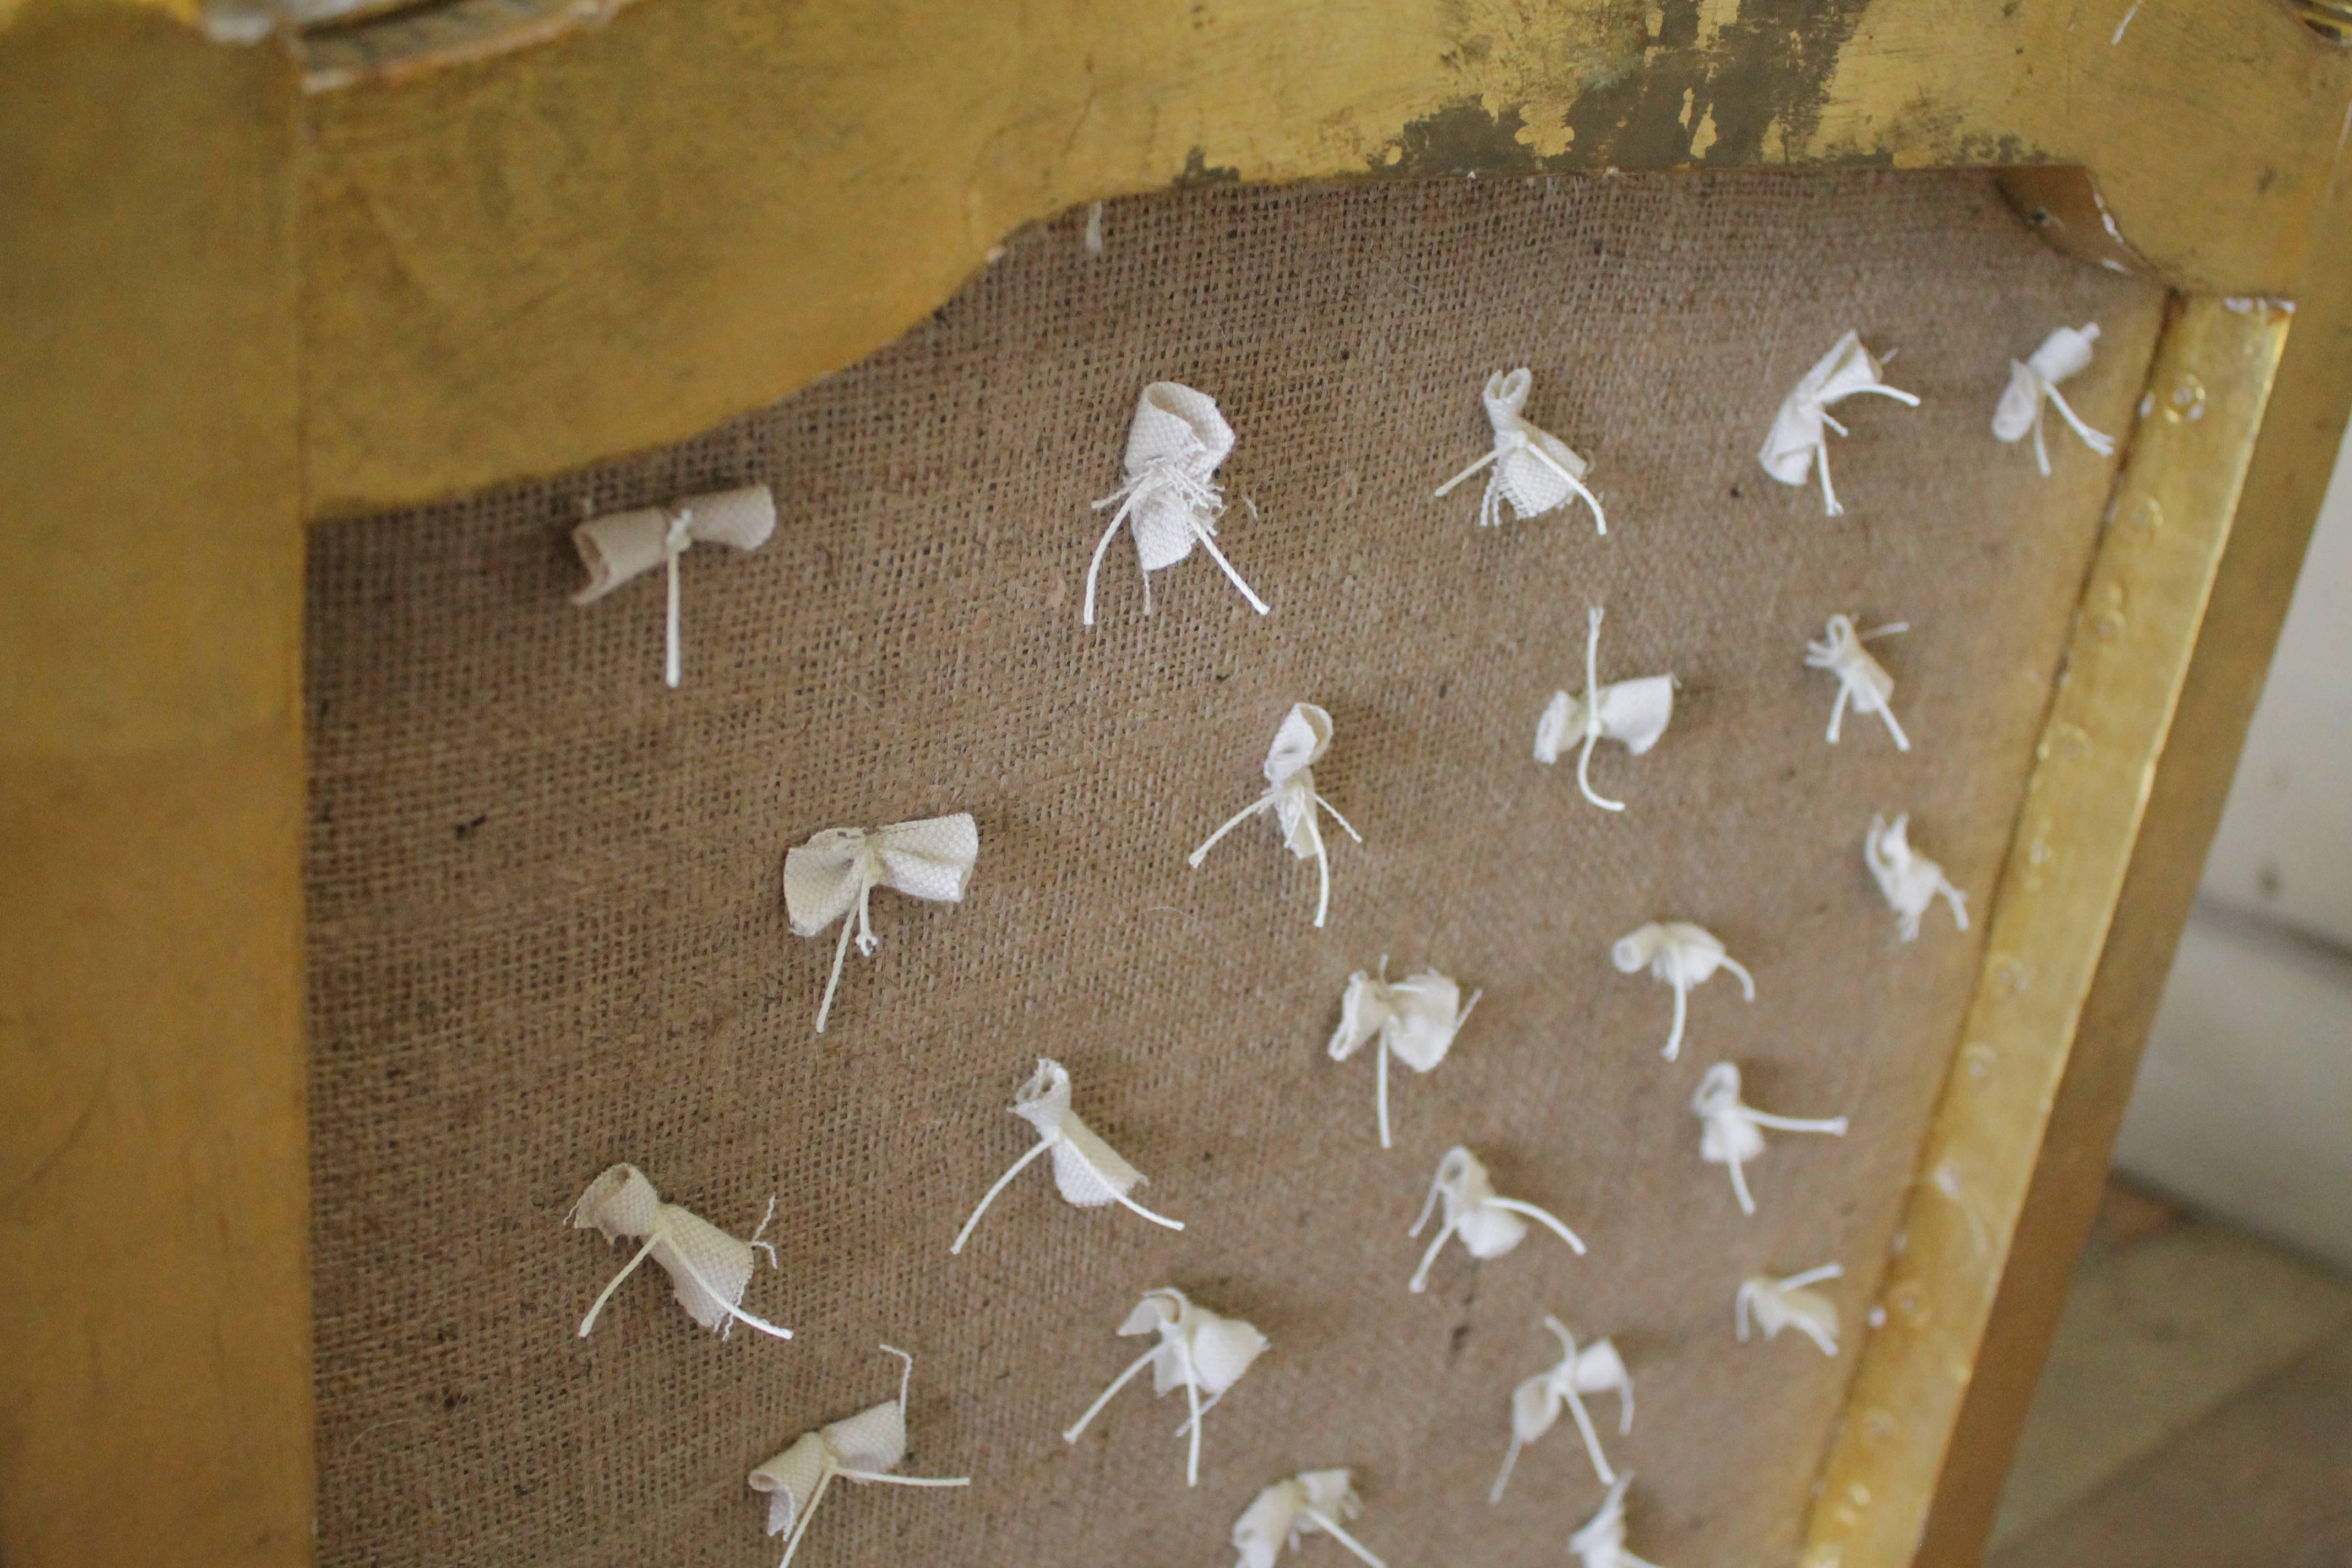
[1,6,2348,1568]
[200,0,2352,513]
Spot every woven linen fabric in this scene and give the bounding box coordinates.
[305,169,2164,1568]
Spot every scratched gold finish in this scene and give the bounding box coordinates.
[292,0,2351,513]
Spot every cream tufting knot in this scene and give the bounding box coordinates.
[1994,324,2115,475]
[1611,922,1753,1063]
[1864,812,1968,940]
[1491,1316,1634,1502]
[1570,1474,1667,1568]
[1328,961,1481,1148]
[1063,1287,1269,1488]
[950,1058,1185,1254]
[1085,383,1268,625]
[571,485,777,689]
[1691,1063,1848,1216]
[1233,1468,1390,1568]
[1805,614,1912,752]
[748,1345,970,1568]
[1736,1264,1844,1357]
[569,1163,791,1341]
[784,814,979,1033]
[1534,607,1676,812]
[1760,331,1920,516]
[1409,1146,1587,1294]
[1434,368,1608,535]
[1190,703,1362,927]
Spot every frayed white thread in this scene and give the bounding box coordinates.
[1534,606,1675,812]
[1409,1146,1586,1294]
[1692,1063,1848,1217]
[1491,1316,1633,1502]
[1805,615,1911,751]
[1570,1474,1665,1568]
[1328,960,1482,1148]
[1434,369,1608,535]
[569,1163,792,1340]
[1759,331,1920,516]
[749,1344,970,1568]
[1994,324,2115,476]
[784,814,979,1033]
[1085,383,1267,625]
[1610,922,1752,1063]
[1233,1468,1390,1568]
[570,484,777,689]
[1736,1264,1844,1357]
[1190,703,1362,927]
[1063,1287,1268,1489]
[951,1058,1185,1253]
[1085,201,1106,255]
[1864,813,1968,940]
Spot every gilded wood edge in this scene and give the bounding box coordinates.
[1913,178,2352,1563]
[1795,296,2292,1568]
[294,0,2352,516]
[0,9,315,1568]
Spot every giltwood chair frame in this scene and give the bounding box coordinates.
[3,1,2349,1563]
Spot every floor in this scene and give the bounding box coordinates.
[1988,1182,2352,1567]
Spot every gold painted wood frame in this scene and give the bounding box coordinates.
[2,2,2348,1565]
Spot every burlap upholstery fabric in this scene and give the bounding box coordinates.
[306,171,2164,1567]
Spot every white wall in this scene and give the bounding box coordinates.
[2113,416,2352,1270]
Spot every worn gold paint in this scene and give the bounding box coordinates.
[1798,298,2291,1568]
[297,0,2350,514]
[0,7,311,1566]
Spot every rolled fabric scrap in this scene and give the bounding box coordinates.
[571,484,777,687]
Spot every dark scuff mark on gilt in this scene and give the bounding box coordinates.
[1173,146,1242,187]
[1377,0,1879,179]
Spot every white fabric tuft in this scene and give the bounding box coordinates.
[570,485,777,688]
[1233,1468,1388,1568]
[1993,323,2114,476]
[1408,1146,1586,1293]
[1758,330,1919,516]
[1084,383,1268,624]
[748,1345,970,1568]
[783,813,979,1032]
[1433,368,1608,535]
[1327,962,1480,1148]
[1736,1264,1844,1357]
[1533,607,1674,812]
[1490,1316,1634,1502]
[1863,812,1968,940]
[1804,615,1912,751]
[1189,703,1362,927]
[1610,921,1753,1063]
[1569,1474,1665,1568]
[568,1163,791,1341]
[1691,1063,1848,1216]
[950,1058,1185,1253]
[1063,1287,1268,1489]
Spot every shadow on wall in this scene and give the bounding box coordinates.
[2115,416,2352,1270]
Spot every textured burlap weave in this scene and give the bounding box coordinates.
[306,170,2163,1567]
